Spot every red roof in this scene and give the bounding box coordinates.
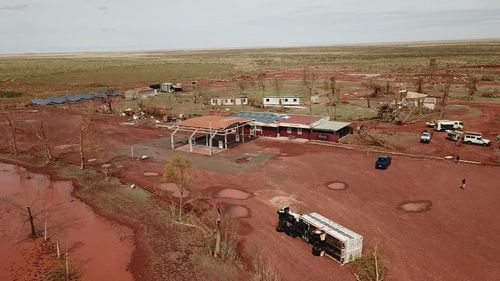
[279,115,323,125]
[177,116,252,130]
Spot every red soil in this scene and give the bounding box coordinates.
[1,100,499,280]
[0,163,134,281]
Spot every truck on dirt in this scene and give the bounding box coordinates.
[463,132,491,146]
[276,207,363,265]
[420,131,432,143]
[446,131,491,146]
[433,120,464,131]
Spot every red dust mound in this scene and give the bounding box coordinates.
[398,200,432,212]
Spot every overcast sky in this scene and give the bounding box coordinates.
[1,0,500,53]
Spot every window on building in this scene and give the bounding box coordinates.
[297,128,302,135]
[265,98,270,102]
[284,98,289,102]
[293,98,297,102]
[287,127,292,134]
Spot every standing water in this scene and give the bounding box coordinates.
[0,163,134,281]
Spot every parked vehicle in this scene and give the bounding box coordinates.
[420,131,432,143]
[463,132,491,146]
[434,120,464,131]
[447,130,463,141]
[434,120,463,131]
[446,131,491,146]
[375,155,392,169]
[276,207,363,265]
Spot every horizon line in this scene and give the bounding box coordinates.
[1,37,500,57]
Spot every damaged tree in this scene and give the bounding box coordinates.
[163,155,194,221]
[465,75,479,100]
[325,76,340,120]
[362,79,382,108]
[440,78,452,118]
[33,121,53,162]
[2,113,18,156]
[302,67,319,114]
[257,72,267,103]
[352,243,387,281]
[101,88,116,113]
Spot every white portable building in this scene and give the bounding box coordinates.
[263,96,300,106]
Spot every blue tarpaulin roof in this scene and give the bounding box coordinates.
[31,91,118,106]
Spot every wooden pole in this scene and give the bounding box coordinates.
[65,251,69,280]
[56,240,60,259]
[26,206,36,238]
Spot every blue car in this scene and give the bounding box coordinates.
[375,155,392,169]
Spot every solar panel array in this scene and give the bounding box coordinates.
[231,112,286,123]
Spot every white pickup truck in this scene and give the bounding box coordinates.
[463,133,491,146]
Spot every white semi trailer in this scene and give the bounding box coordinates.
[276,207,363,265]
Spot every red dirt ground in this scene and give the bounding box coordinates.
[1,101,499,280]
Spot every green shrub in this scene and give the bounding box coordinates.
[0,91,23,98]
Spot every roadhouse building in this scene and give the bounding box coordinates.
[232,112,351,142]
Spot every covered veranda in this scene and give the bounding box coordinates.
[170,116,254,155]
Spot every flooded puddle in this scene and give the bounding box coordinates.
[235,157,251,164]
[0,163,134,281]
[398,200,432,213]
[325,181,348,190]
[220,204,251,218]
[143,171,160,177]
[215,188,253,200]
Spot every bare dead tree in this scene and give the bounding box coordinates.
[2,113,18,156]
[26,205,36,238]
[272,75,283,98]
[465,75,479,100]
[325,77,340,120]
[302,67,319,114]
[385,81,391,96]
[362,79,382,98]
[33,121,53,162]
[79,119,89,170]
[257,72,267,102]
[440,78,452,118]
[101,88,116,113]
[213,206,222,258]
[415,77,425,93]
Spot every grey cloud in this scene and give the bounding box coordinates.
[98,6,108,11]
[0,4,29,10]
[102,28,117,32]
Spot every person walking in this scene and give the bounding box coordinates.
[455,155,460,163]
[461,178,466,190]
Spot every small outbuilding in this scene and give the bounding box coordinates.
[263,96,301,107]
[211,97,248,106]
